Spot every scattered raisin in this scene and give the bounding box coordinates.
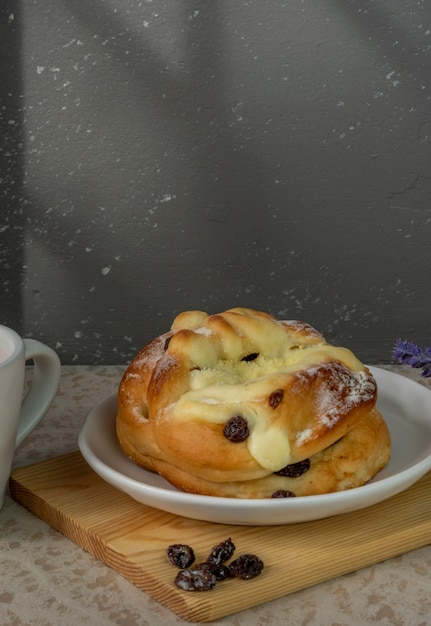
[196,561,232,581]
[163,336,172,351]
[166,544,195,569]
[269,389,284,408]
[273,458,310,477]
[211,564,232,581]
[223,416,249,442]
[174,567,217,591]
[167,540,263,591]
[206,538,235,567]
[271,490,296,498]
[194,562,215,573]
[229,554,264,580]
[241,352,259,362]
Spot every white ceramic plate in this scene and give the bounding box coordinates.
[78,367,431,525]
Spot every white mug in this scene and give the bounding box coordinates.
[0,324,61,510]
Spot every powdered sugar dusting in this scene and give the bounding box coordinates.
[154,352,178,377]
[280,320,324,340]
[194,326,214,336]
[296,428,313,446]
[125,334,167,377]
[317,369,375,426]
[295,364,376,445]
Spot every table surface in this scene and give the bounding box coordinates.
[1,364,431,626]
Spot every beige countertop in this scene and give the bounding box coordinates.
[1,364,431,626]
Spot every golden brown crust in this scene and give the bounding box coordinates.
[116,307,390,497]
[130,409,390,498]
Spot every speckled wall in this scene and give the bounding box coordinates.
[1,0,430,365]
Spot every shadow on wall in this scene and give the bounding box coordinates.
[1,3,24,331]
[56,0,270,257]
[2,0,430,362]
[12,0,269,326]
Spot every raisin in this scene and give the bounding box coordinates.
[271,489,296,498]
[223,416,249,442]
[229,554,264,580]
[206,538,235,567]
[241,352,259,362]
[195,561,232,581]
[166,544,195,569]
[273,458,310,477]
[212,564,232,581]
[193,562,215,572]
[164,336,172,351]
[174,567,217,591]
[269,389,284,408]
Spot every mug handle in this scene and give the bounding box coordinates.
[15,339,61,448]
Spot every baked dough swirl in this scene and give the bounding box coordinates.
[116,308,391,498]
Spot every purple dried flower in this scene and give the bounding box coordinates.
[392,339,431,378]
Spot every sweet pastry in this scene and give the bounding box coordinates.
[116,308,391,498]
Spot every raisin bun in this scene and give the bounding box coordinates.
[116,308,390,498]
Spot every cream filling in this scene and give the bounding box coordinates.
[170,344,367,470]
[188,344,362,390]
[171,387,291,471]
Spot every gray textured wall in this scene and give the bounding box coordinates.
[1,0,430,365]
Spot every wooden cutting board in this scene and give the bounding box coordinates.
[9,451,431,623]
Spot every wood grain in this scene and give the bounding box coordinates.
[9,452,431,623]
